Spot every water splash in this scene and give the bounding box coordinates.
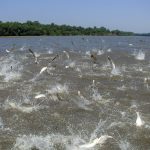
[97,49,104,55]
[92,89,102,101]
[107,56,116,69]
[107,48,112,52]
[47,48,53,54]
[129,43,133,46]
[134,50,145,60]
[12,134,84,150]
[118,139,132,150]
[47,83,69,95]
[73,91,92,110]
[13,133,116,150]
[4,100,40,113]
[65,61,76,69]
[136,112,145,127]
[111,67,121,76]
[117,85,127,91]
[63,51,70,59]
[0,117,4,129]
[85,51,91,56]
[90,119,107,141]
[107,56,121,76]
[78,91,91,105]
[0,56,23,82]
[20,45,26,51]
[0,37,150,150]
[46,83,69,101]
[79,135,113,149]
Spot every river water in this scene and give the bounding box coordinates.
[0,36,150,150]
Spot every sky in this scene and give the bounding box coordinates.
[0,0,150,33]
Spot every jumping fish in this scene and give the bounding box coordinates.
[63,51,70,59]
[6,49,10,53]
[91,54,97,63]
[39,54,59,74]
[28,48,39,64]
[107,56,116,69]
[40,66,47,74]
[35,94,46,99]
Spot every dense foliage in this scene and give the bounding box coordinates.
[0,21,134,36]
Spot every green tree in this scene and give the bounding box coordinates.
[0,21,134,36]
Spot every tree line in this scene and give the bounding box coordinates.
[0,21,134,36]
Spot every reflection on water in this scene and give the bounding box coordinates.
[0,36,150,150]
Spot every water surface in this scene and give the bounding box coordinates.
[0,36,150,150]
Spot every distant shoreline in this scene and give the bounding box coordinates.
[1,35,149,37]
[0,21,135,36]
[0,21,149,36]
